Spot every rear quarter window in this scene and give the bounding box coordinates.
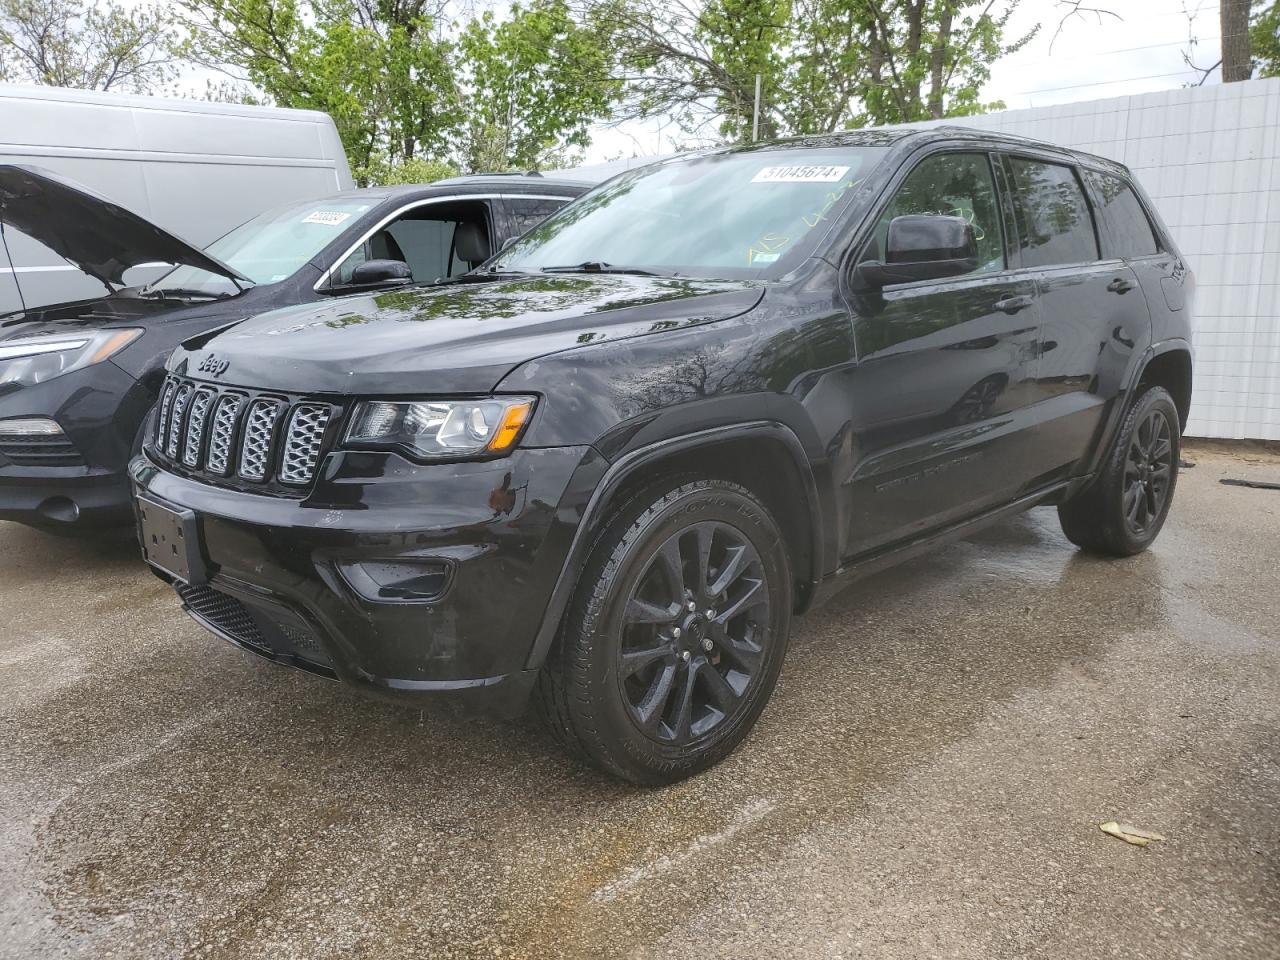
[1084,170,1160,258]
[1006,158,1099,268]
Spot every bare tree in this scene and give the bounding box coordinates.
[0,0,177,93]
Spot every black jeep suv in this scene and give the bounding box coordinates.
[131,127,1193,784]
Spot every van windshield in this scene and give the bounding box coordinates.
[143,197,376,297]
[493,146,889,280]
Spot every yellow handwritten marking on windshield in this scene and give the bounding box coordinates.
[746,178,866,266]
[748,234,791,265]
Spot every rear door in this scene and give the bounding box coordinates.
[1001,155,1149,485]
[844,149,1044,556]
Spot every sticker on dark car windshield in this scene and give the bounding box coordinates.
[752,165,850,183]
[302,211,354,226]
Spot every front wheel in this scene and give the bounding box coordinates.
[1058,385,1181,556]
[536,479,792,784]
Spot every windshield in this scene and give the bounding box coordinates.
[493,146,888,280]
[144,197,377,297]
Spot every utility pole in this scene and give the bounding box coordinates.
[751,74,762,142]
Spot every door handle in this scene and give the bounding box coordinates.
[1106,277,1135,294]
[993,294,1034,314]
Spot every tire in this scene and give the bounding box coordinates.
[536,478,792,785]
[1057,385,1181,556]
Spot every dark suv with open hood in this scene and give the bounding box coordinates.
[131,128,1194,784]
[0,165,584,531]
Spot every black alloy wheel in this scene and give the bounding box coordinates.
[1058,385,1181,556]
[618,520,770,745]
[536,479,791,784]
[1123,407,1175,536]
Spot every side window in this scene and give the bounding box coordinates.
[506,197,569,236]
[331,201,491,286]
[1084,170,1160,258]
[869,152,1006,275]
[1006,158,1099,268]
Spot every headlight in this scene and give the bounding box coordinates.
[0,328,143,388]
[344,396,535,460]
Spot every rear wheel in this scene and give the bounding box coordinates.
[1058,385,1180,556]
[537,479,791,784]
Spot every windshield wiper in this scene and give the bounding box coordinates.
[442,269,540,285]
[539,261,670,277]
[138,287,238,301]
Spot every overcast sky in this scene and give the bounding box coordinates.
[583,0,1229,162]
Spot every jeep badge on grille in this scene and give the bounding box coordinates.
[197,354,230,378]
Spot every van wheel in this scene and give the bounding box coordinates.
[1058,385,1180,556]
[536,479,791,785]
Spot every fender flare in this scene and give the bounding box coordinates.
[523,420,825,671]
[1079,336,1193,482]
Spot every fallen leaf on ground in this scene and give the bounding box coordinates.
[1100,821,1167,846]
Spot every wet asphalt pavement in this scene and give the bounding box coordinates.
[2,441,1278,960]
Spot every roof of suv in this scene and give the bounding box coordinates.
[739,124,1129,176]
[325,173,588,204]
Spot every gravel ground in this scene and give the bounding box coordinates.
[1,440,1277,959]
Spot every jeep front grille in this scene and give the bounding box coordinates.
[182,388,216,468]
[279,404,332,485]
[152,376,336,494]
[238,398,283,481]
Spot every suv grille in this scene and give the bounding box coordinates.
[153,376,337,492]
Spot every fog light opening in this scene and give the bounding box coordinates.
[37,496,80,523]
[339,560,453,603]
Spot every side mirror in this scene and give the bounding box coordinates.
[858,215,979,288]
[346,259,412,288]
[500,236,518,252]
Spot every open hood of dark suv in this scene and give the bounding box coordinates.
[0,164,251,288]
[177,273,765,395]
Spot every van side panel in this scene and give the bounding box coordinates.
[0,85,354,312]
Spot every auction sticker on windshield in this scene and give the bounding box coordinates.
[302,211,353,226]
[752,165,850,183]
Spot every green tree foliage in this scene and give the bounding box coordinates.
[0,0,178,92]
[458,0,620,172]
[178,0,616,181]
[596,0,1037,141]
[370,155,460,185]
[1254,0,1280,78]
[176,0,458,182]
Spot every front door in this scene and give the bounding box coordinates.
[843,151,1045,557]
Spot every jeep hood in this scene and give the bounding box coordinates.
[176,274,764,394]
[0,164,250,288]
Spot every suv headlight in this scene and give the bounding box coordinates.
[0,329,143,388]
[344,397,535,460]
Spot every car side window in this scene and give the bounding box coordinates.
[1083,170,1160,258]
[331,201,492,287]
[869,153,1005,275]
[1006,158,1099,268]
[506,197,569,236]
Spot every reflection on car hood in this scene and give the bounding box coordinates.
[0,164,250,288]
[177,273,764,394]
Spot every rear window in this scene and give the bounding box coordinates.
[1007,158,1099,268]
[1084,170,1160,258]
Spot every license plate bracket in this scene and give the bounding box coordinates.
[137,494,207,584]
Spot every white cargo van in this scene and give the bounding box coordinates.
[0,84,353,311]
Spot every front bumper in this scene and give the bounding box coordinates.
[0,360,152,530]
[130,444,605,716]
